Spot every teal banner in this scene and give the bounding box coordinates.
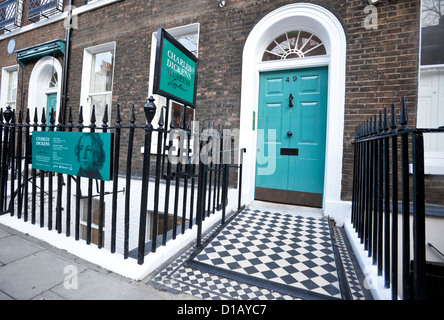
[153,28,198,108]
[32,131,113,181]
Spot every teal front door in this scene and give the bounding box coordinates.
[46,93,57,122]
[255,67,328,207]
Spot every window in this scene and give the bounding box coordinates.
[0,0,23,33]
[1,65,18,109]
[262,31,326,61]
[89,50,114,125]
[80,42,115,126]
[418,0,444,174]
[28,0,63,22]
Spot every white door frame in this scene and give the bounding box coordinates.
[27,56,62,123]
[238,3,349,224]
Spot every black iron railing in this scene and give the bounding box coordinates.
[351,97,444,300]
[0,99,245,265]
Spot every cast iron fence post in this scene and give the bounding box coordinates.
[112,104,122,253]
[137,96,156,265]
[412,132,426,300]
[123,104,135,259]
[151,105,164,253]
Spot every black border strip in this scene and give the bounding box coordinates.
[328,217,353,300]
[335,225,375,300]
[187,260,341,300]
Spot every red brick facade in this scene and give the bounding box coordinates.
[1,0,442,206]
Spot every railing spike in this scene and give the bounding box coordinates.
[18,109,23,124]
[49,108,55,126]
[390,103,397,131]
[373,114,377,135]
[102,104,109,126]
[383,108,388,131]
[116,103,122,124]
[129,104,136,125]
[158,105,164,127]
[58,107,63,125]
[78,106,84,126]
[378,110,383,133]
[41,107,46,125]
[11,108,16,124]
[400,96,408,129]
[33,107,39,124]
[90,105,96,127]
[369,116,373,136]
[187,115,192,132]
[68,106,73,126]
[170,109,175,129]
[25,108,31,125]
[179,111,184,129]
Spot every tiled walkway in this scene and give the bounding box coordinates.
[149,206,373,300]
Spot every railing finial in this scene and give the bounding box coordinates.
[179,111,184,129]
[68,106,73,126]
[78,106,84,128]
[102,104,109,127]
[41,107,46,125]
[116,103,122,125]
[158,105,164,127]
[18,109,23,125]
[4,105,13,124]
[383,107,389,132]
[170,109,175,129]
[25,108,31,125]
[372,115,377,135]
[390,103,397,131]
[49,107,56,126]
[90,105,96,127]
[400,96,408,129]
[129,104,136,125]
[144,96,157,124]
[33,107,39,124]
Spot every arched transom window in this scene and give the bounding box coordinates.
[262,31,326,61]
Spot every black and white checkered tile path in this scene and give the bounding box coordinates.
[149,207,373,300]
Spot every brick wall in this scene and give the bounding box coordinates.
[2,0,442,205]
[340,0,421,200]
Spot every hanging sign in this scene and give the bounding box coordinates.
[153,27,198,108]
[32,131,113,181]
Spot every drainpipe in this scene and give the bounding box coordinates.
[60,0,73,125]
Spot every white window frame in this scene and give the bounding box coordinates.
[418,0,444,175]
[147,23,199,155]
[0,64,19,109]
[80,42,116,126]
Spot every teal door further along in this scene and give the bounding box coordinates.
[255,66,328,208]
[46,93,57,121]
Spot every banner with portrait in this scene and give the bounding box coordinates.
[32,131,113,181]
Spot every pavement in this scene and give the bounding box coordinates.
[0,223,199,300]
